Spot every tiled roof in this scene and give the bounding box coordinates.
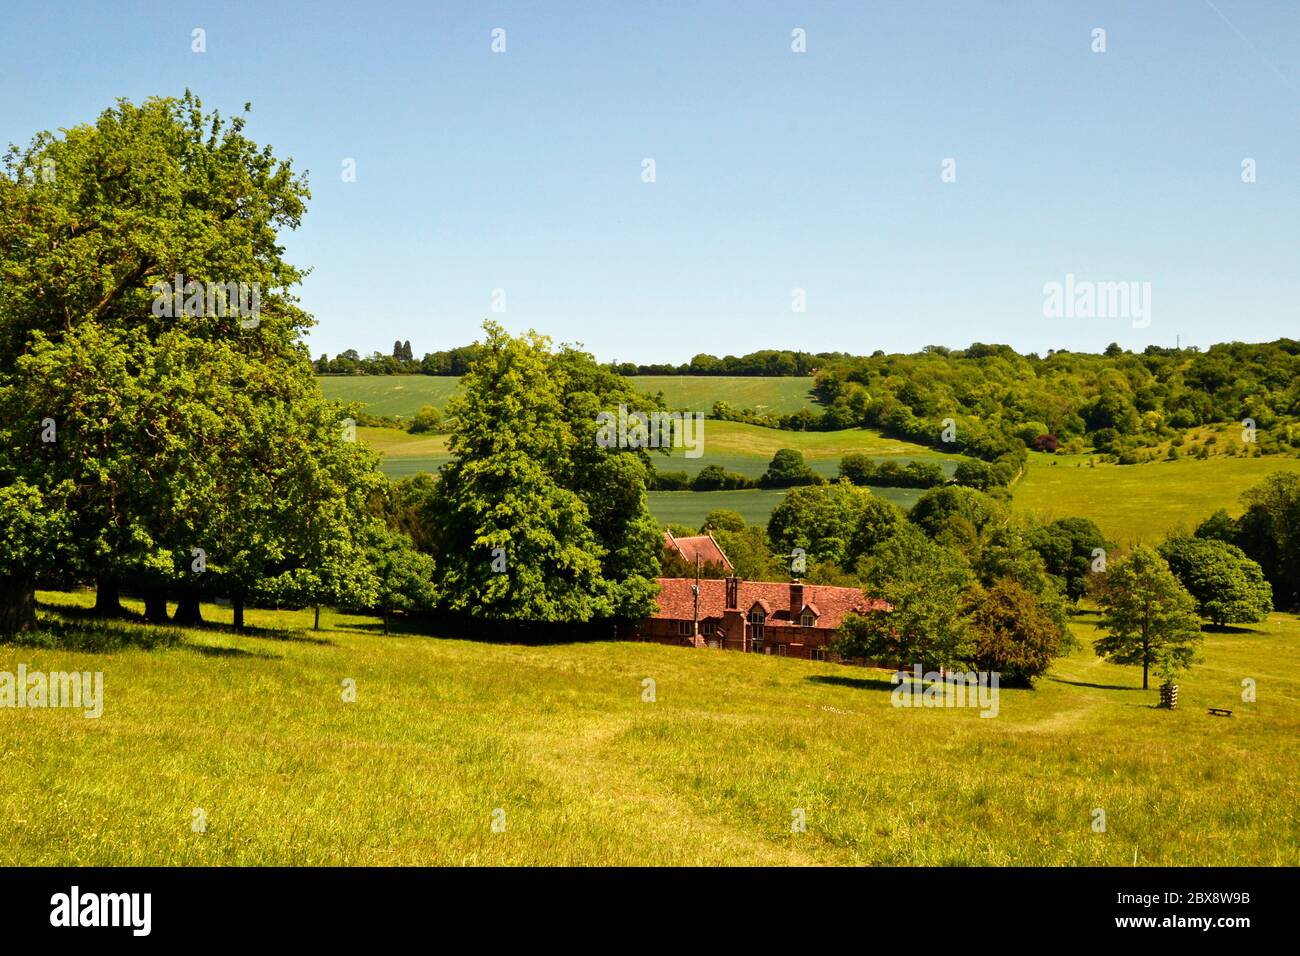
[650,578,885,629]
[663,532,733,572]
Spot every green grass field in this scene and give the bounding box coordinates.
[630,375,819,414]
[320,375,820,419]
[1014,453,1300,547]
[359,420,959,522]
[320,375,461,418]
[4,590,1296,865]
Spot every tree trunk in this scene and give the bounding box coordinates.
[0,573,37,634]
[1142,659,1149,690]
[143,588,170,624]
[382,608,389,636]
[313,605,321,631]
[93,578,123,617]
[232,596,245,630]
[173,591,203,626]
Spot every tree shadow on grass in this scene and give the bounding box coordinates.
[27,604,327,650]
[4,619,185,654]
[805,674,898,693]
[179,642,279,660]
[341,619,453,640]
[1046,677,1138,691]
[199,622,334,647]
[35,600,145,624]
[338,617,613,646]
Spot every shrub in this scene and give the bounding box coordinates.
[408,404,443,433]
[758,448,822,488]
[691,465,752,491]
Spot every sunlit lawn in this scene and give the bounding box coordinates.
[1013,453,1300,547]
[3,591,1295,865]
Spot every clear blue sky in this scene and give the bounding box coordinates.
[3,1,1297,361]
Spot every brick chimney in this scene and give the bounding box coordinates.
[790,582,804,616]
[725,576,740,610]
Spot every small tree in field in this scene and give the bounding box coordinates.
[1094,546,1203,689]
[758,448,821,488]
[963,578,1066,687]
[366,530,437,635]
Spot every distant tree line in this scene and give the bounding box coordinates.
[315,344,484,376]
[648,449,1007,493]
[315,345,841,377]
[812,340,1300,465]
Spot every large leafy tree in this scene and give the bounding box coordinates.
[429,323,662,624]
[362,529,437,635]
[1235,473,1300,611]
[1158,535,1272,627]
[551,344,663,619]
[0,94,384,630]
[833,524,974,671]
[1094,546,1203,689]
[768,481,903,570]
[1025,516,1110,603]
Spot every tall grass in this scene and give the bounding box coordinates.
[2,591,1295,865]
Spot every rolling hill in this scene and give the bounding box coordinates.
[320,375,821,419]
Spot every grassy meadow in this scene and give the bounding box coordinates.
[320,374,820,419]
[359,420,961,522]
[1012,453,1300,547]
[628,375,819,414]
[320,375,461,418]
[3,590,1295,866]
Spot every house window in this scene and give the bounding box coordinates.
[748,610,765,651]
[776,644,787,657]
[800,612,815,627]
[810,647,825,662]
[677,620,693,636]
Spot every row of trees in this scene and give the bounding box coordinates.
[314,343,483,377]
[649,450,1009,494]
[317,346,836,378]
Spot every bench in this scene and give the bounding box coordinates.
[1208,707,1233,717]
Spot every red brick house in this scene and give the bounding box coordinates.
[626,575,887,661]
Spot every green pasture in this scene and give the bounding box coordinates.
[3,591,1295,865]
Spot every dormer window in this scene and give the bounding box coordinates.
[800,612,815,627]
